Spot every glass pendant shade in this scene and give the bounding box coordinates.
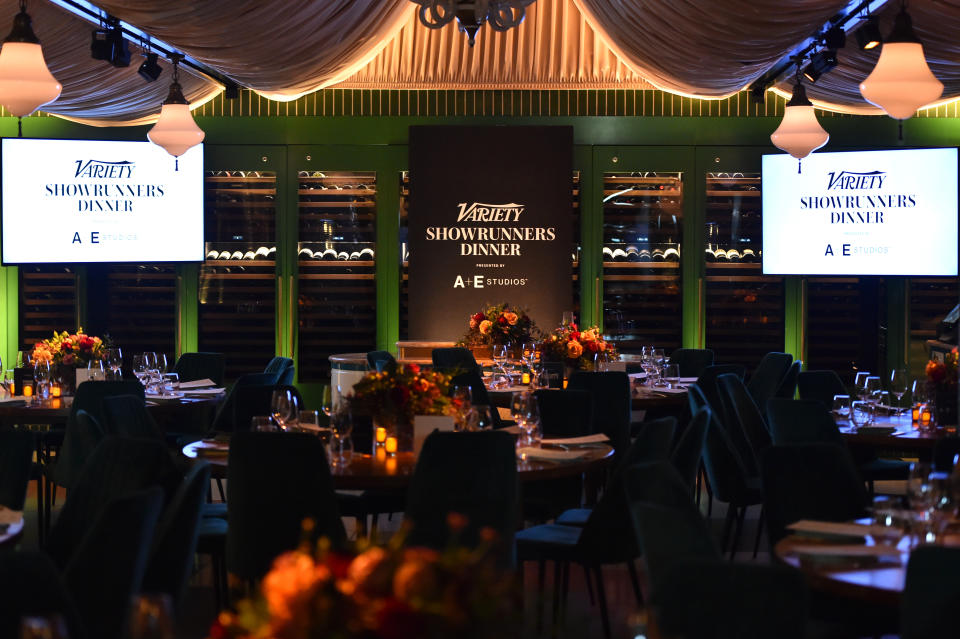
[770,84,829,160]
[0,24,61,116]
[859,41,943,119]
[147,102,205,157]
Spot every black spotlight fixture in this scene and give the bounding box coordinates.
[90,18,130,67]
[855,15,882,50]
[824,25,846,50]
[802,49,838,83]
[137,52,162,82]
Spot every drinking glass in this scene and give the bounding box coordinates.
[132,353,146,384]
[251,416,275,432]
[850,400,871,431]
[510,391,530,427]
[161,373,179,394]
[492,344,508,376]
[1,370,12,397]
[651,349,666,386]
[662,363,680,388]
[561,311,575,328]
[298,409,325,439]
[523,397,541,446]
[271,388,299,431]
[320,385,333,418]
[832,394,851,419]
[155,353,169,375]
[864,376,882,423]
[34,360,51,400]
[854,371,871,401]
[330,408,354,465]
[19,614,69,639]
[452,384,473,426]
[521,340,537,370]
[87,359,106,382]
[470,404,494,431]
[16,350,30,368]
[127,593,174,639]
[890,368,909,417]
[105,347,123,380]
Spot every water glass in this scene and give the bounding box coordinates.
[271,388,299,431]
[469,404,495,431]
[161,373,179,394]
[127,593,174,639]
[662,363,680,388]
[34,361,51,400]
[16,350,30,368]
[832,394,851,418]
[105,347,123,380]
[320,384,333,418]
[87,359,106,382]
[330,408,354,466]
[854,371,871,400]
[850,400,870,431]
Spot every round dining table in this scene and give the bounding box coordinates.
[838,414,956,460]
[0,394,223,431]
[183,436,615,490]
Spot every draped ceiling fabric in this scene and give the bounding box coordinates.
[3,0,220,126]
[336,0,652,90]
[92,0,414,101]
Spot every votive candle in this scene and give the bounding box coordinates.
[911,404,921,423]
[920,405,933,428]
[375,427,387,444]
[51,383,61,398]
[385,457,398,474]
[385,436,398,455]
[521,372,531,385]
[375,447,387,463]
[22,384,33,397]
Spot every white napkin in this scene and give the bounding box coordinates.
[181,387,226,395]
[787,519,902,540]
[0,396,27,404]
[179,379,217,389]
[790,544,902,559]
[540,433,610,446]
[517,447,590,462]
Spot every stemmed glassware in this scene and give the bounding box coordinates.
[33,360,51,401]
[890,368,909,419]
[452,384,473,429]
[87,359,106,382]
[19,614,69,639]
[491,344,509,388]
[511,391,540,446]
[864,376,882,424]
[329,407,354,467]
[320,385,333,419]
[854,371,871,401]
[271,388,299,431]
[105,347,123,380]
[127,593,174,639]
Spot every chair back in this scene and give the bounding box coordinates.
[264,356,295,385]
[698,404,757,505]
[211,372,279,432]
[0,429,34,511]
[45,436,179,569]
[767,398,844,447]
[53,409,105,491]
[745,352,793,409]
[760,443,869,545]
[366,350,396,372]
[670,406,710,494]
[102,394,164,440]
[405,431,518,555]
[71,380,145,430]
[568,371,631,455]
[173,352,225,386]
[143,461,211,609]
[534,389,593,438]
[619,416,676,471]
[717,373,769,472]
[774,360,802,399]
[695,364,746,430]
[796,370,847,409]
[431,347,481,376]
[654,559,807,639]
[63,487,163,639]
[668,348,715,378]
[902,546,960,639]
[0,551,83,639]
[227,432,345,580]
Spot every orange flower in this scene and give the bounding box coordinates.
[503,312,518,325]
[567,341,583,358]
[580,329,596,342]
[926,360,947,383]
[262,552,330,624]
[479,320,493,335]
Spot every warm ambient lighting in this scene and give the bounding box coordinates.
[0,0,61,117]
[770,71,829,171]
[859,6,942,120]
[148,54,204,162]
[411,0,535,46]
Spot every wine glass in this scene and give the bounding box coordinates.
[127,593,174,639]
[510,391,529,427]
[832,394,851,419]
[850,400,870,432]
[329,407,354,466]
[156,353,169,375]
[890,368,909,419]
[523,396,541,445]
[492,344,508,377]
[16,350,30,368]
[854,371,871,400]
[470,404,494,431]
[34,360,51,400]
[320,385,333,418]
[105,347,123,380]
[521,340,537,370]
[87,359,106,382]
[271,388,299,431]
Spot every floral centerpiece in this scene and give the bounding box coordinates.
[925,347,958,426]
[30,327,106,368]
[209,517,519,639]
[347,363,453,449]
[457,303,538,349]
[539,323,618,372]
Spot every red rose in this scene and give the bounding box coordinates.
[569,323,578,331]
[406,363,420,375]
[472,312,485,322]
[587,341,600,352]
[570,331,580,342]
[498,316,507,324]
[326,552,354,580]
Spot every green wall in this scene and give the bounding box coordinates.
[2,90,958,396]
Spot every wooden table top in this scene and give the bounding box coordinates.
[838,415,956,450]
[0,394,222,427]
[486,383,688,410]
[183,437,614,489]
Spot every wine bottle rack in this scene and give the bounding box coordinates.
[909,277,959,374]
[19,266,78,351]
[398,171,581,340]
[602,172,683,353]
[704,173,783,370]
[806,277,877,381]
[104,265,177,359]
[199,170,278,379]
[297,171,377,381]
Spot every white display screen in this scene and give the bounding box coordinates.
[762,148,958,276]
[1,138,203,264]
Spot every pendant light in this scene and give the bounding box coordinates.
[859,4,942,121]
[0,0,61,129]
[147,54,204,168]
[770,64,829,173]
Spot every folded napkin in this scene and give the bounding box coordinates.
[540,433,610,446]
[0,396,27,404]
[517,447,590,462]
[790,544,902,561]
[854,426,898,436]
[181,388,227,396]
[679,377,699,384]
[179,379,217,389]
[787,519,902,540]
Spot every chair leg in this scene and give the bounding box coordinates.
[752,506,765,559]
[536,560,546,634]
[552,561,562,631]
[626,560,643,606]
[730,506,746,560]
[35,474,44,545]
[560,562,570,622]
[583,564,595,605]
[216,478,226,502]
[592,565,611,639]
[720,505,736,553]
[211,554,223,611]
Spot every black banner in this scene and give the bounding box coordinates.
[408,126,573,340]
